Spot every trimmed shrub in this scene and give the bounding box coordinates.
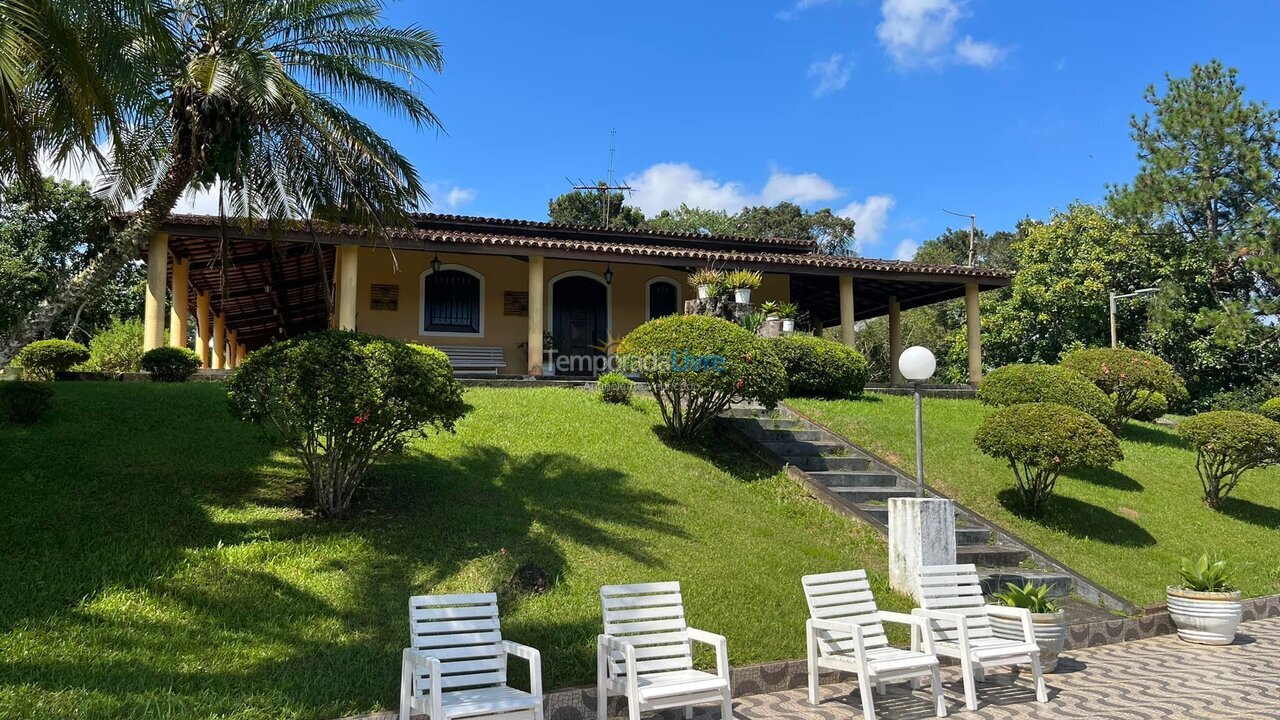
[771,334,870,399]
[83,319,146,372]
[616,315,786,439]
[0,381,55,424]
[228,331,468,516]
[12,339,90,380]
[141,346,201,382]
[1260,398,1280,423]
[1061,347,1186,426]
[1178,411,1280,510]
[597,372,634,404]
[978,363,1115,428]
[1128,391,1168,423]
[975,402,1123,515]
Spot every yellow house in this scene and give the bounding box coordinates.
[141,213,1012,381]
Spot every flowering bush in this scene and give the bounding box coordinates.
[616,315,785,439]
[1178,411,1280,510]
[975,402,1122,515]
[227,331,467,516]
[1061,347,1186,426]
[978,363,1116,428]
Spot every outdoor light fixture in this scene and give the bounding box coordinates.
[898,346,937,497]
[1109,287,1160,348]
[430,254,442,274]
[603,265,614,285]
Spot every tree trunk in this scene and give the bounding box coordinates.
[1,155,196,363]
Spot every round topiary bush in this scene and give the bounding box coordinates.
[0,381,55,424]
[975,402,1123,515]
[616,315,786,439]
[1178,410,1280,510]
[141,346,201,382]
[12,339,90,380]
[227,331,468,516]
[1061,347,1186,426]
[1127,391,1169,423]
[83,319,146,372]
[771,334,870,399]
[1260,398,1280,423]
[978,363,1116,428]
[597,372,634,404]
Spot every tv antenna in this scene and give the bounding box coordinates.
[568,128,632,228]
[943,208,977,267]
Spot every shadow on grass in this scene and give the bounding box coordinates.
[997,489,1156,547]
[651,423,777,484]
[1120,422,1186,450]
[1220,497,1280,530]
[1065,466,1143,492]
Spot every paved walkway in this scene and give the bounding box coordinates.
[726,617,1280,720]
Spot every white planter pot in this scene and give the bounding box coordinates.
[781,318,795,333]
[734,288,752,304]
[765,314,780,322]
[697,284,711,300]
[990,609,1067,672]
[1167,586,1242,645]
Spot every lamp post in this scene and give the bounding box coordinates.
[1109,288,1160,348]
[898,346,937,497]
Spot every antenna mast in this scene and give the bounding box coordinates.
[569,128,632,228]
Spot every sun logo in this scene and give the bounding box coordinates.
[590,331,623,355]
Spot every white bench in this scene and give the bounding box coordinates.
[434,345,507,375]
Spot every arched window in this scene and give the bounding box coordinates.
[646,278,680,320]
[422,266,483,335]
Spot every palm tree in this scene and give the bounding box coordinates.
[2,0,444,359]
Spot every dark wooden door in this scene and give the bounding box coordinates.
[552,275,607,374]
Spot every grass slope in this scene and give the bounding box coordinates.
[0,383,905,720]
[788,394,1280,607]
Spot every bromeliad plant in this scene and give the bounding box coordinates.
[992,581,1059,614]
[1178,554,1233,593]
[723,269,763,291]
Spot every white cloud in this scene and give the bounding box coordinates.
[40,149,221,214]
[626,164,843,216]
[893,238,919,260]
[442,186,477,211]
[876,0,1006,70]
[837,194,896,248]
[760,170,841,205]
[807,53,853,98]
[954,35,1007,68]
[777,0,839,20]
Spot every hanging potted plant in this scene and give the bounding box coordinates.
[1168,554,1242,645]
[990,581,1067,672]
[777,303,798,333]
[688,269,722,300]
[724,269,762,304]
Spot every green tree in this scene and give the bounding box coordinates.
[3,0,445,362]
[548,188,645,228]
[645,201,857,256]
[913,226,1019,270]
[645,204,739,236]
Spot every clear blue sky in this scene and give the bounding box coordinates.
[369,0,1280,260]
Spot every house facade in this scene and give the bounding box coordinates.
[141,213,1012,381]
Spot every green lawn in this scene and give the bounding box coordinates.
[0,383,906,720]
[788,394,1280,607]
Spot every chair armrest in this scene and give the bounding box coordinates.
[911,608,972,653]
[807,617,868,659]
[598,634,640,691]
[688,627,730,679]
[984,605,1036,643]
[877,610,932,654]
[402,648,444,717]
[503,641,543,699]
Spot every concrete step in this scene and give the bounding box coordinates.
[807,471,899,488]
[958,544,1030,568]
[854,503,889,525]
[760,440,846,457]
[979,568,1074,599]
[789,455,872,472]
[828,486,918,503]
[722,407,783,420]
[724,416,807,432]
[740,427,830,443]
[954,527,993,546]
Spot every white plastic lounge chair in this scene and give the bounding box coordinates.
[400,592,544,720]
[802,569,947,720]
[913,564,1048,711]
[597,581,732,720]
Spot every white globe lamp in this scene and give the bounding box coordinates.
[898,345,936,496]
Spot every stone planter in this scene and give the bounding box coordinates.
[1167,586,1242,645]
[697,284,712,300]
[781,318,795,333]
[990,609,1066,672]
[734,288,752,304]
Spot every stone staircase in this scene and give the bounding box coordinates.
[720,405,1131,623]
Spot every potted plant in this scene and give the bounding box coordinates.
[688,269,723,300]
[990,581,1067,672]
[1167,554,1241,645]
[777,302,798,333]
[759,301,781,320]
[724,269,762,304]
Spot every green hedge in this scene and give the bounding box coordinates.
[1178,411,1280,510]
[141,347,201,382]
[13,339,90,380]
[978,363,1115,428]
[1061,347,1186,425]
[771,334,870,399]
[597,372,634,404]
[1260,398,1280,423]
[0,381,54,424]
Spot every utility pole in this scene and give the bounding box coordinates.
[1109,288,1161,347]
[943,208,977,267]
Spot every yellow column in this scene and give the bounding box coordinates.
[143,234,168,350]
[227,330,238,369]
[527,255,545,376]
[966,282,983,385]
[331,246,343,329]
[237,344,247,366]
[337,245,359,330]
[889,296,903,384]
[196,292,212,368]
[839,275,855,347]
[212,314,226,370]
[169,258,189,348]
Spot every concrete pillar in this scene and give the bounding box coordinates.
[331,246,344,329]
[212,314,226,370]
[143,234,168,351]
[965,282,982,385]
[889,296,903,385]
[337,245,359,330]
[888,497,956,603]
[195,292,212,368]
[237,344,247,366]
[169,258,189,348]
[527,256,545,376]
[227,330,238,369]
[838,275,855,347]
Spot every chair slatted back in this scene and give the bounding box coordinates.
[801,569,888,658]
[409,593,507,694]
[600,582,693,680]
[917,564,993,641]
